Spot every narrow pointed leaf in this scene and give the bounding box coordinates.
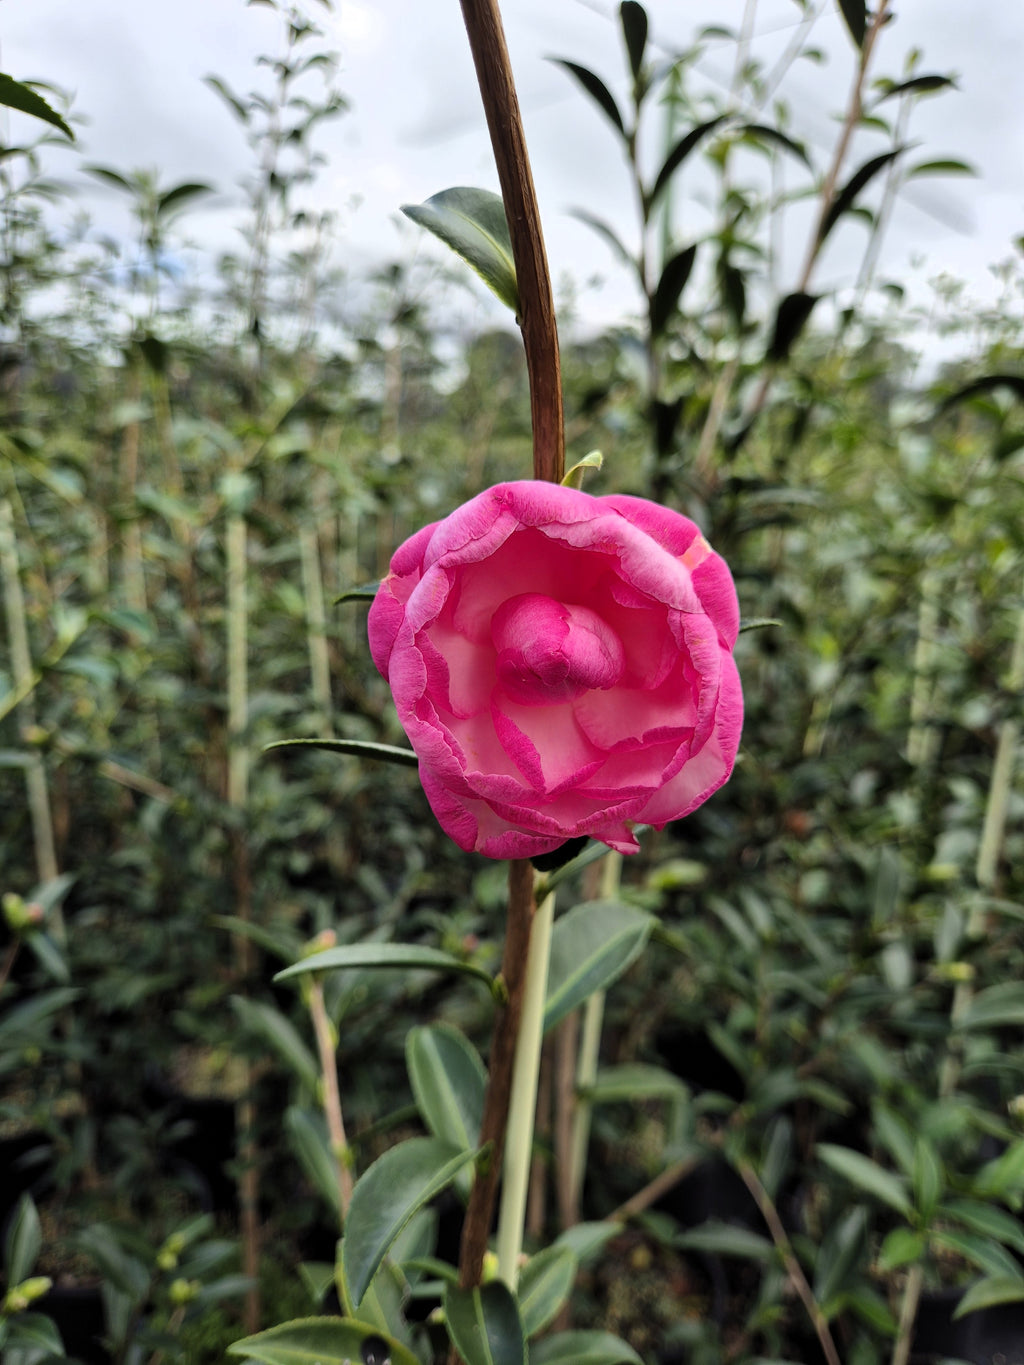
[908,158,974,178]
[619,3,648,82]
[530,1331,643,1365]
[344,1138,476,1305]
[738,122,811,169]
[583,1063,688,1105]
[768,291,819,362]
[938,373,1024,411]
[443,1281,526,1365]
[285,1107,342,1219]
[335,582,380,604]
[958,982,1024,1030]
[952,1275,1024,1320]
[648,116,727,212]
[650,244,698,336]
[544,899,655,1033]
[227,1317,421,1365]
[561,451,604,489]
[519,1245,578,1337]
[836,0,866,49]
[264,738,419,767]
[156,181,214,217]
[818,1143,912,1215]
[819,150,903,245]
[552,60,625,137]
[674,1221,773,1260]
[5,1194,42,1285]
[0,74,73,138]
[407,1024,486,1153]
[402,188,518,312]
[875,74,957,102]
[275,943,497,993]
[231,996,319,1092]
[569,209,637,274]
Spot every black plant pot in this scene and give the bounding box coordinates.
[911,1287,1024,1365]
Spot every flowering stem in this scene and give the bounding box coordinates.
[495,878,555,1286]
[458,0,564,482]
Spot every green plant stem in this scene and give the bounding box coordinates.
[736,1159,842,1365]
[495,878,555,1287]
[307,976,354,1222]
[458,0,564,483]
[299,522,333,736]
[565,850,622,1220]
[0,495,61,930]
[892,1261,924,1365]
[457,858,538,1289]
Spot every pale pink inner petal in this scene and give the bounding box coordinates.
[575,662,699,751]
[494,694,604,791]
[492,593,625,706]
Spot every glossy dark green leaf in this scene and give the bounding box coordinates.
[0,73,73,138]
[543,899,655,1033]
[402,188,518,312]
[650,244,697,336]
[767,292,819,363]
[648,116,727,212]
[276,943,497,993]
[227,1317,421,1365]
[406,1024,486,1154]
[344,1138,476,1305]
[552,60,625,137]
[619,2,648,82]
[264,737,419,767]
[518,1245,578,1337]
[819,149,903,246]
[443,1280,526,1365]
[836,0,866,48]
[908,158,975,178]
[530,1331,643,1365]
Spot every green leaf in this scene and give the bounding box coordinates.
[231,996,319,1092]
[568,209,637,274]
[814,1204,869,1305]
[877,1227,926,1272]
[156,181,214,218]
[264,738,419,767]
[673,1221,773,1261]
[402,188,518,312]
[737,617,783,634]
[958,982,1024,1030]
[738,123,811,169]
[819,150,903,245]
[930,1229,1024,1280]
[543,899,655,1033]
[619,2,648,82]
[648,116,728,212]
[344,1138,476,1305]
[941,1199,1024,1255]
[5,1312,65,1354]
[443,1280,526,1365]
[276,943,497,994]
[650,244,698,337]
[907,158,975,178]
[938,373,1024,411]
[817,1144,912,1216]
[518,1245,578,1337]
[553,1221,620,1263]
[583,1063,688,1106]
[336,582,380,604]
[552,61,625,137]
[0,73,73,138]
[561,451,604,490]
[5,1194,42,1284]
[530,1331,643,1365]
[912,1137,944,1221]
[952,1275,1024,1320]
[767,292,819,363]
[285,1106,342,1219]
[228,1317,421,1365]
[406,1024,486,1155]
[974,1138,1024,1203]
[875,74,957,102]
[836,0,866,48]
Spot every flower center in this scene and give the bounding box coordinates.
[491,592,625,706]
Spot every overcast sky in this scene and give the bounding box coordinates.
[3,0,1023,346]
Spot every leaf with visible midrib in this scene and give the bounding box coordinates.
[0,73,73,138]
[402,188,518,313]
[227,1316,421,1365]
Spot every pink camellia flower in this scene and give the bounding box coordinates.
[368,480,742,859]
